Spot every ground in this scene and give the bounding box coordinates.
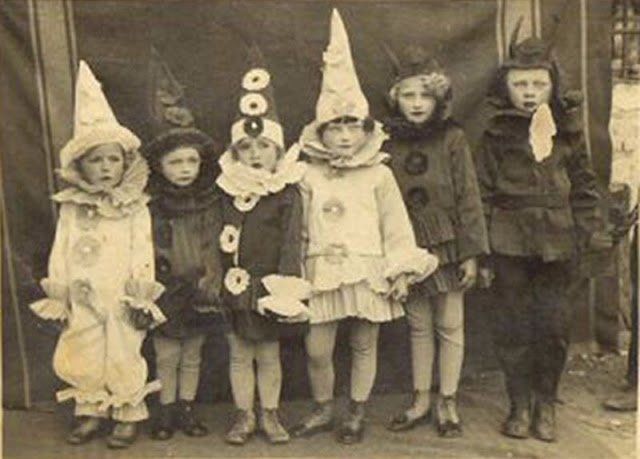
[2,350,636,459]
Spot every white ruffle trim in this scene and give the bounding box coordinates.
[256,274,312,321]
[305,255,390,294]
[30,278,69,320]
[56,380,162,411]
[384,249,440,284]
[121,279,167,327]
[216,146,307,206]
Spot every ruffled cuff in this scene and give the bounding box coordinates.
[121,279,167,328]
[384,249,439,284]
[256,275,312,320]
[56,381,162,411]
[30,278,69,321]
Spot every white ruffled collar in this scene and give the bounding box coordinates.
[52,153,150,218]
[216,146,307,212]
[294,120,389,169]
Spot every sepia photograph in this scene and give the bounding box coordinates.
[1,0,638,457]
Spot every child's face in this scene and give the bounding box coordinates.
[396,76,437,124]
[321,120,369,158]
[506,68,552,112]
[160,146,202,187]
[78,143,125,188]
[234,137,280,172]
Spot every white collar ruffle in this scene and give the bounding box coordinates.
[52,153,150,218]
[293,119,389,169]
[216,145,307,211]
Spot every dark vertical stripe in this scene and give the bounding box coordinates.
[62,0,77,100]
[530,0,537,37]
[0,172,32,408]
[28,0,58,216]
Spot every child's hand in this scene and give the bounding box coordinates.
[458,258,478,290]
[387,274,410,302]
[588,230,614,252]
[129,308,154,330]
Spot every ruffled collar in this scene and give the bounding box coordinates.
[52,153,150,218]
[294,120,389,169]
[216,145,307,211]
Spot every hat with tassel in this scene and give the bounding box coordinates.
[60,60,141,168]
[230,45,284,149]
[142,47,216,162]
[315,8,369,125]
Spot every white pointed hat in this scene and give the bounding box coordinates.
[315,9,369,125]
[60,60,140,168]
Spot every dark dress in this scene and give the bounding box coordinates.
[475,105,603,403]
[220,185,308,341]
[383,118,489,296]
[150,185,223,339]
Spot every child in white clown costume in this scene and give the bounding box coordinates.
[30,61,166,449]
[290,10,439,444]
[216,46,310,445]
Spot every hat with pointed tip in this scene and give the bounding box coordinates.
[230,44,284,148]
[60,60,140,168]
[315,8,369,125]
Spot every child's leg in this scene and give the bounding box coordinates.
[529,260,571,442]
[433,291,464,396]
[491,255,534,406]
[178,334,206,402]
[349,319,380,402]
[254,340,282,410]
[153,335,181,405]
[305,321,339,402]
[106,313,155,423]
[405,295,436,394]
[227,333,256,410]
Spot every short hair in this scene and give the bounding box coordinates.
[316,116,375,138]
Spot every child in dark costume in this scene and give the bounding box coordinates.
[475,21,612,442]
[142,49,223,441]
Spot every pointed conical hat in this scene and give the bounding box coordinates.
[59,60,140,168]
[315,9,369,124]
[230,44,284,148]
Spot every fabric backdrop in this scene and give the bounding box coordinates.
[1,0,612,408]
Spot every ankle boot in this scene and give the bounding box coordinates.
[176,400,208,437]
[336,400,366,444]
[388,390,431,432]
[225,409,256,445]
[531,399,556,442]
[435,394,462,438]
[66,416,103,445]
[291,400,334,438]
[260,408,290,444]
[106,422,138,449]
[151,403,175,440]
[501,398,531,439]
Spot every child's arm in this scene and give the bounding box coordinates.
[30,203,71,322]
[474,135,498,232]
[197,199,224,307]
[256,187,311,323]
[565,133,609,250]
[450,130,490,263]
[122,208,166,329]
[376,167,439,289]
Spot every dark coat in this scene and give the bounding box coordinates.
[383,119,489,295]
[150,187,224,338]
[220,185,307,341]
[475,108,603,262]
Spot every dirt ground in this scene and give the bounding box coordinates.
[2,350,636,459]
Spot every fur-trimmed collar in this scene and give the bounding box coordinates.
[53,153,149,218]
